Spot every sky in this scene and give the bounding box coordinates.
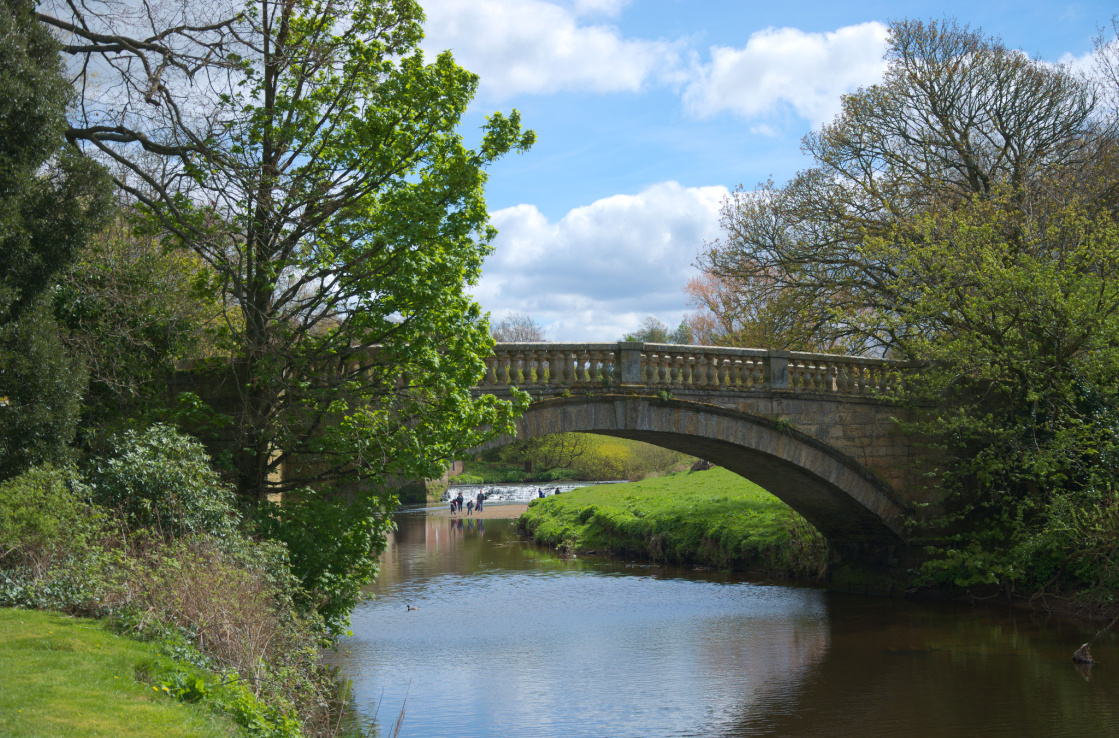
[417,0,1116,341]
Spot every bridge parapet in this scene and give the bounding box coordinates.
[484,342,910,396]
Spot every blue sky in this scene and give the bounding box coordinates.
[418,0,1115,340]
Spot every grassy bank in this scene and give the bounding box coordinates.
[516,467,827,579]
[0,608,241,737]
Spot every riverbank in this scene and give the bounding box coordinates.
[516,467,827,579]
[0,608,241,737]
[430,503,529,519]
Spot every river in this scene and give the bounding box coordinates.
[330,507,1119,737]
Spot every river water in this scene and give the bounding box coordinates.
[331,508,1119,737]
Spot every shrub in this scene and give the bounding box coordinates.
[0,465,100,570]
[88,423,239,538]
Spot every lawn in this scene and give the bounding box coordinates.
[517,466,827,578]
[0,609,239,738]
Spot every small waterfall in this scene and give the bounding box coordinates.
[441,480,624,503]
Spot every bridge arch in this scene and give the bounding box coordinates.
[474,395,911,548]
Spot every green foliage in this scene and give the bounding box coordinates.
[876,193,1119,600]
[0,299,88,478]
[88,424,239,538]
[518,467,827,578]
[0,465,99,569]
[0,0,111,480]
[0,0,112,321]
[49,0,535,501]
[53,216,228,444]
[254,489,395,637]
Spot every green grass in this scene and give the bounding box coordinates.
[457,459,579,484]
[0,609,239,738]
[517,466,827,578]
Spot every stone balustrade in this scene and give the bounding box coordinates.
[480,342,908,395]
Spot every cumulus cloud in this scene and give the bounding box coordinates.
[421,0,680,99]
[683,22,890,125]
[473,181,726,341]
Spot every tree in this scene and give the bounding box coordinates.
[491,312,546,342]
[41,0,535,501]
[54,213,228,447]
[682,271,840,350]
[0,0,111,478]
[875,189,1119,594]
[0,0,110,322]
[622,316,693,344]
[700,19,1106,355]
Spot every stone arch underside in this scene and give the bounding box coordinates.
[474,396,910,546]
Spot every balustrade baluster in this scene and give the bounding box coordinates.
[726,358,740,388]
[714,355,727,387]
[692,354,703,387]
[530,349,542,384]
[808,359,820,391]
[553,351,564,385]
[484,355,497,385]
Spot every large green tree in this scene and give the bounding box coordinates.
[40,0,534,501]
[700,19,1108,355]
[0,0,111,477]
[701,17,1119,598]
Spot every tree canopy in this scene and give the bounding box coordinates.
[40,0,535,500]
[699,18,1112,355]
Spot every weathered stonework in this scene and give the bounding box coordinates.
[472,392,934,553]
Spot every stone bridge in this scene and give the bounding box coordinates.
[473,342,936,567]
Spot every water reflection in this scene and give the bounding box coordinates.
[333,511,1119,738]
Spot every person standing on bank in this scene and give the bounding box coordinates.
[476,492,484,512]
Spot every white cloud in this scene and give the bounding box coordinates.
[1056,49,1097,77]
[474,181,726,341]
[683,22,890,125]
[571,0,630,17]
[421,0,680,99]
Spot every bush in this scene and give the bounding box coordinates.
[88,424,239,538]
[0,465,99,568]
